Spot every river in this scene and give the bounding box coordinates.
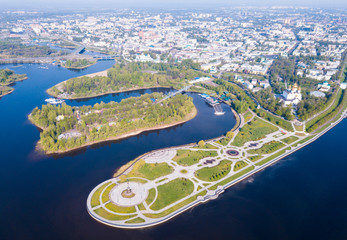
[0,61,346,240]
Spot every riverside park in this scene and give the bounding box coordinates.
[87,107,347,228]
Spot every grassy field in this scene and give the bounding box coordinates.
[105,203,136,214]
[255,109,293,132]
[193,143,219,149]
[294,124,304,131]
[173,150,218,166]
[101,183,116,203]
[124,160,174,180]
[243,110,253,122]
[247,141,285,155]
[232,117,278,147]
[93,207,136,221]
[145,188,156,205]
[216,137,231,146]
[125,217,145,224]
[255,149,286,166]
[306,89,343,132]
[281,136,299,144]
[195,160,232,182]
[233,161,248,171]
[209,166,255,190]
[137,203,146,211]
[90,181,111,208]
[150,178,194,211]
[248,155,263,162]
[143,190,207,219]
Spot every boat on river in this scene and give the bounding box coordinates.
[45,98,64,105]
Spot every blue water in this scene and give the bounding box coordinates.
[0,61,243,240]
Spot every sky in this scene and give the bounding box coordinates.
[1,0,347,10]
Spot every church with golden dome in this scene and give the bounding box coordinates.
[281,83,302,106]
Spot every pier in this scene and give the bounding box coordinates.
[157,85,191,103]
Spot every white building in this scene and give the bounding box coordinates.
[244,81,254,90]
[310,91,325,98]
[317,81,331,92]
[281,83,302,106]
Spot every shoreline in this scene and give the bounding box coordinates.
[35,107,198,155]
[0,88,14,98]
[61,61,97,70]
[47,84,178,100]
[86,108,347,229]
[0,75,28,97]
[0,76,28,87]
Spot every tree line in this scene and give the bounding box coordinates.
[30,93,195,152]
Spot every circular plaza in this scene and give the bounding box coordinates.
[109,182,148,207]
[226,149,240,156]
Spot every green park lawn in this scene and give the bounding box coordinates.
[247,141,285,155]
[248,155,263,162]
[125,160,174,180]
[150,178,194,210]
[233,161,248,171]
[209,166,255,190]
[173,150,218,166]
[125,217,146,224]
[194,143,219,149]
[294,124,304,131]
[145,188,156,205]
[232,117,278,147]
[90,181,111,208]
[255,109,293,132]
[144,190,207,219]
[93,207,136,221]
[195,160,232,182]
[101,183,116,203]
[105,202,136,214]
[243,110,253,122]
[281,136,299,144]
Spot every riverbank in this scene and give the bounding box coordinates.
[61,61,97,70]
[48,83,178,100]
[86,105,347,229]
[0,87,14,97]
[47,69,109,97]
[0,70,28,97]
[35,106,197,155]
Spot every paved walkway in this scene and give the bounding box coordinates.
[87,106,347,229]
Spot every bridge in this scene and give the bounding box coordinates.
[93,55,116,60]
[157,85,191,103]
[73,46,86,55]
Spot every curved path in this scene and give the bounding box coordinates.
[86,104,347,228]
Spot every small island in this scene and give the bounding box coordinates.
[0,68,27,97]
[47,60,205,99]
[61,59,97,70]
[29,93,196,154]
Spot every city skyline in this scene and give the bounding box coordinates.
[1,0,347,10]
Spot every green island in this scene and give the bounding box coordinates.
[62,59,97,70]
[29,93,196,153]
[84,57,347,228]
[47,60,205,99]
[0,68,27,97]
[0,39,66,59]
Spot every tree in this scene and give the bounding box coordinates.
[198,140,205,147]
[226,131,234,139]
